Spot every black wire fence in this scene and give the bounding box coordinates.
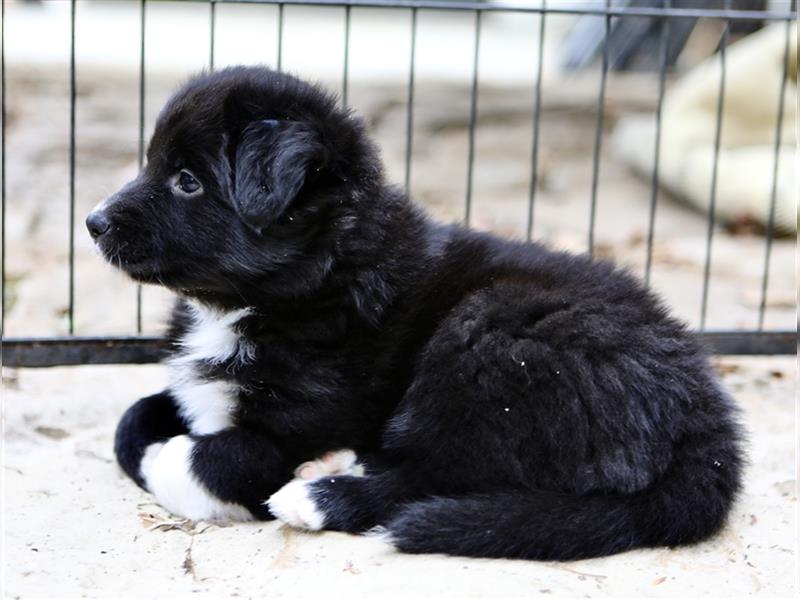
[1,0,797,366]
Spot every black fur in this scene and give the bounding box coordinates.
[113,391,188,489]
[90,66,743,561]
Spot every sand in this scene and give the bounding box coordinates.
[2,356,796,599]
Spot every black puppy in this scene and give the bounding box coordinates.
[87,66,743,561]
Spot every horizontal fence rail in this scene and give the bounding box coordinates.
[1,0,797,365]
[1,332,796,368]
[175,0,798,21]
[4,337,166,368]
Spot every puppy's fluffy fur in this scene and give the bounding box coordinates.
[91,66,743,561]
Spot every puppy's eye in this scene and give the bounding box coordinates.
[176,170,202,195]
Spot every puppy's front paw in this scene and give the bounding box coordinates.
[293,448,364,480]
[141,435,252,522]
[139,441,166,486]
[267,479,325,530]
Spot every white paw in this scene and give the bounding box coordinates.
[139,442,165,484]
[293,448,364,480]
[140,435,253,522]
[267,479,325,530]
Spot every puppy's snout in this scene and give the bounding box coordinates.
[86,210,111,240]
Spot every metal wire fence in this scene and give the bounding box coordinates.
[1,0,797,366]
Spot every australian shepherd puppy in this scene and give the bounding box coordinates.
[87,66,743,560]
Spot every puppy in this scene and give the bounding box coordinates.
[87,66,743,560]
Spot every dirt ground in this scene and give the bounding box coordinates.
[2,356,796,599]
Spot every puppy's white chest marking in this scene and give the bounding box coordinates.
[168,302,254,435]
[169,375,239,435]
[178,302,254,365]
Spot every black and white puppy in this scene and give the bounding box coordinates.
[87,66,743,561]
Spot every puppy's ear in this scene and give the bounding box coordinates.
[233,119,327,232]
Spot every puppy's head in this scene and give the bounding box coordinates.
[87,66,380,305]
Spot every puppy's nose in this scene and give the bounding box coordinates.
[86,211,111,239]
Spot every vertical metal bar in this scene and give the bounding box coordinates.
[1,0,5,337]
[588,2,609,257]
[277,3,284,71]
[699,10,730,331]
[342,5,351,107]
[526,2,546,241]
[68,0,77,334]
[757,18,790,330]
[404,7,417,193]
[644,0,670,286]
[136,0,146,334]
[464,9,481,227]
[209,0,216,71]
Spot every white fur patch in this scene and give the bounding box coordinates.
[170,370,239,435]
[294,449,365,480]
[177,302,254,365]
[140,441,166,481]
[167,301,254,435]
[364,525,396,546]
[267,479,325,531]
[140,435,253,522]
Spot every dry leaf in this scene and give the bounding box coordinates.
[34,426,69,440]
[137,511,195,533]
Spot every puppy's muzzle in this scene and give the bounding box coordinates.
[86,210,111,240]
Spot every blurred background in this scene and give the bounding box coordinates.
[2,0,796,339]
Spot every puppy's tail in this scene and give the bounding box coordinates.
[384,433,742,560]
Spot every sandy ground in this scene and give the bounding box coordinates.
[2,356,796,599]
